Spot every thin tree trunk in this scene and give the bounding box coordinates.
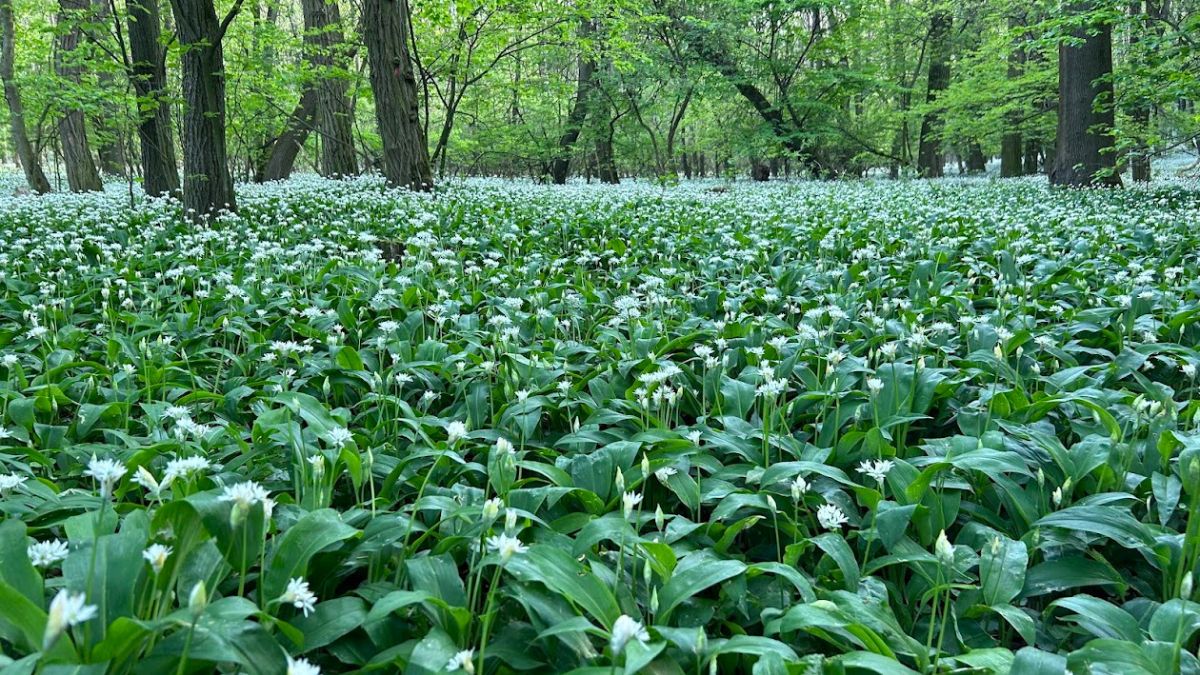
[168,0,241,216]
[302,0,356,177]
[1128,0,1150,182]
[363,0,431,190]
[128,0,180,196]
[1050,1,1121,187]
[549,19,596,184]
[665,85,692,174]
[257,86,318,181]
[966,143,986,173]
[0,0,51,193]
[56,0,104,191]
[916,10,951,178]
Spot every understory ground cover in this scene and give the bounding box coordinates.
[1,176,1200,674]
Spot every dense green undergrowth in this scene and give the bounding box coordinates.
[1,176,1200,674]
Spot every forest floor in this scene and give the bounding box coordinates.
[0,174,1199,673]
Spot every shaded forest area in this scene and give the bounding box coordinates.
[1,0,1198,215]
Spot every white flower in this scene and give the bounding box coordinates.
[622,491,643,519]
[857,459,895,485]
[495,437,514,454]
[0,427,13,440]
[446,649,476,673]
[287,654,322,675]
[610,614,650,654]
[84,456,128,497]
[1183,363,1197,379]
[486,534,527,562]
[935,530,955,565]
[817,503,849,530]
[28,539,70,568]
[482,498,502,521]
[43,589,97,650]
[326,427,353,449]
[654,467,677,483]
[163,455,211,482]
[0,472,28,494]
[790,475,809,500]
[446,421,467,444]
[143,544,172,574]
[280,577,318,616]
[866,377,884,395]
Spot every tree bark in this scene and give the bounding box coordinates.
[1050,2,1121,187]
[549,19,596,184]
[56,0,104,191]
[128,0,180,196]
[916,10,951,178]
[168,0,240,216]
[302,0,356,177]
[1127,0,1150,182]
[1000,14,1024,177]
[256,86,318,182]
[0,0,51,193]
[363,0,431,190]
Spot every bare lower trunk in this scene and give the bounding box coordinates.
[549,19,596,184]
[56,0,104,191]
[302,0,356,177]
[1000,14,1024,177]
[917,11,951,178]
[168,0,240,216]
[1,0,51,193]
[1050,2,1121,187]
[128,0,180,196]
[257,86,317,182]
[363,0,431,190]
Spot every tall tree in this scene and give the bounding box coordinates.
[0,0,51,193]
[301,0,357,177]
[549,18,596,184]
[1000,13,1023,177]
[168,0,243,216]
[128,0,181,196]
[916,8,951,178]
[55,0,104,192]
[256,88,318,182]
[1050,2,1121,187]
[363,0,431,189]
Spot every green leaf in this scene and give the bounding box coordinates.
[658,552,745,621]
[979,535,1027,606]
[263,509,359,600]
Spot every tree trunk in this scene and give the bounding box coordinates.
[128,0,180,196]
[91,0,125,176]
[549,19,596,184]
[966,143,986,174]
[0,0,51,193]
[1023,139,1039,175]
[1000,14,1024,177]
[302,0,356,177]
[168,0,240,215]
[1128,0,1150,182]
[916,10,951,178]
[1050,2,1121,187]
[363,0,431,190]
[55,0,103,191]
[257,86,318,182]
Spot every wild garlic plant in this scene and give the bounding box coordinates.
[0,175,1197,673]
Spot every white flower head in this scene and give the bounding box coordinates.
[0,472,28,494]
[287,654,322,675]
[817,503,849,530]
[43,589,97,650]
[143,544,172,575]
[857,459,895,485]
[326,426,353,449]
[486,534,527,563]
[790,475,809,501]
[610,614,650,654]
[85,456,128,497]
[28,539,70,568]
[622,491,643,519]
[447,421,468,444]
[446,649,476,673]
[280,577,318,616]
